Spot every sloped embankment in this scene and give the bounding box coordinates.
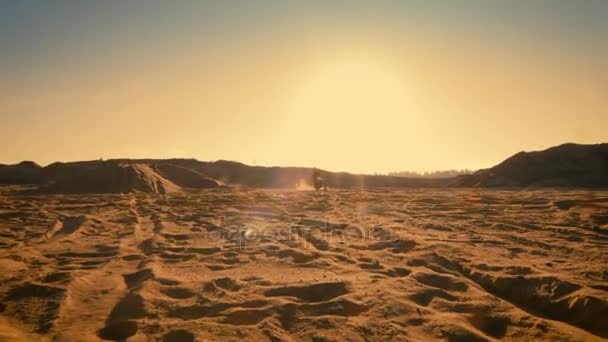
[41,162,181,194]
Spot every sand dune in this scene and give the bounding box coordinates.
[2,143,606,193]
[1,160,221,194]
[456,143,608,187]
[40,163,182,194]
[0,159,450,192]
[0,161,41,184]
[153,164,220,189]
[0,186,607,341]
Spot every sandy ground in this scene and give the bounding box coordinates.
[0,186,607,341]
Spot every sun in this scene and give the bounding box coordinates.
[274,58,422,172]
[290,59,409,118]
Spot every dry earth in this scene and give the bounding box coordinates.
[0,186,607,341]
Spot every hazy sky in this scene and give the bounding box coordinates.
[1,1,607,173]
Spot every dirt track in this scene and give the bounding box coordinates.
[1,187,607,341]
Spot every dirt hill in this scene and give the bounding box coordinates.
[40,162,182,194]
[0,161,42,184]
[153,163,219,189]
[1,142,606,191]
[455,143,608,187]
[101,159,452,189]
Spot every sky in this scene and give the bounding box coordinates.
[1,0,607,173]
